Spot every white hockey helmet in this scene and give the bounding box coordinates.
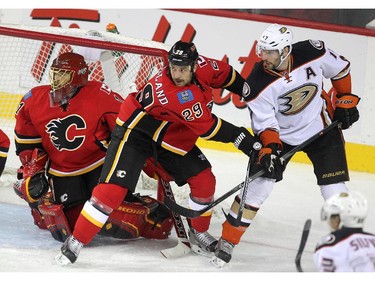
[321,192,368,228]
[256,24,293,67]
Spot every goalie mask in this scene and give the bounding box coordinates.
[13,172,49,203]
[49,52,89,107]
[256,23,293,69]
[321,192,368,228]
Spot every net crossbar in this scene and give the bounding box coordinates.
[0,23,169,171]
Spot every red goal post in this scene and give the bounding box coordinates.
[0,23,170,172]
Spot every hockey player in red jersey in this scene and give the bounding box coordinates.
[14,52,173,243]
[0,128,10,177]
[314,192,375,272]
[213,24,360,266]
[55,41,258,265]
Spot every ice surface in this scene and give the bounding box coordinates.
[0,148,374,279]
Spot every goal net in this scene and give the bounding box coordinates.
[0,23,172,193]
[0,23,169,169]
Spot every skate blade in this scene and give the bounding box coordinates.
[54,253,72,266]
[190,244,214,258]
[210,256,226,268]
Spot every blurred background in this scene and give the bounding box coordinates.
[234,9,375,28]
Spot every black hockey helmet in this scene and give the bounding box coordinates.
[168,40,199,67]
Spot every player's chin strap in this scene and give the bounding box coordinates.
[164,121,341,218]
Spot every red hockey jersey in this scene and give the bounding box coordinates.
[0,129,10,176]
[117,55,235,155]
[0,129,10,156]
[15,81,124,176]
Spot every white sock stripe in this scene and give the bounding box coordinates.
[188,196,208,211]
[229,210,252,224]
[82,201,109,225]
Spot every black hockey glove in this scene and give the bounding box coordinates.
[333,93,360,130]
[258,143,285,181]
[233,127,262,157]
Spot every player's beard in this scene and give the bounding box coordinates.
[174,79,186,86]
[263,61,275,70]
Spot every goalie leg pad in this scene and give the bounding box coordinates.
[98,195,173,240]
[38,199,72,242]
[99,200,149,239]
[29,203,47,229]
[141,196,173,239]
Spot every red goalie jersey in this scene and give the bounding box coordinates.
[118,55,237,155]
[15,81,124,176]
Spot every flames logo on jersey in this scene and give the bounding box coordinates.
[279,84,318,115]
[45,114,86,151]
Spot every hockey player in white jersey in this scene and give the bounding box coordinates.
[213,23,360,266]
[314,192,375,272]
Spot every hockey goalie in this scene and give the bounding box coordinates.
[13,147,174,243]
[12,52,173,243]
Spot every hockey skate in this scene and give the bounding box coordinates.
[188,228,217,257]
[211,237,235,268]
[55,235,83,266]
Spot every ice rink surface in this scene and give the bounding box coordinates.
[0,148,374,279]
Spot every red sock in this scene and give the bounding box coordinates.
[190,213,212,232]
[73,183,128,244]
[73,210,104,244]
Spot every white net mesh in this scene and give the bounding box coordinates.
[0,24,170,173]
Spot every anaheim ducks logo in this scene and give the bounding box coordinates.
[279,84,318,115]
[45,114,86,151]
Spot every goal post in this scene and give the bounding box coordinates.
[0,23,170,173]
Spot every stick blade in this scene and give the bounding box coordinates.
[160,239,191,259]
[295,219,312,272]
[164,196,201,218]
[303,219,312,231]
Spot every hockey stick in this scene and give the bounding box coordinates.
[159,178,191,259]
[233,158,252,227]
[295,219,312,272]
[164,121,341,218]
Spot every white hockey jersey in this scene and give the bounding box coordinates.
[314,228,375,272]
[245,40,350,145]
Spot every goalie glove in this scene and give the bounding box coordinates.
[13,148,49,203]
[13,171,49,203]
[333,93,360,130]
